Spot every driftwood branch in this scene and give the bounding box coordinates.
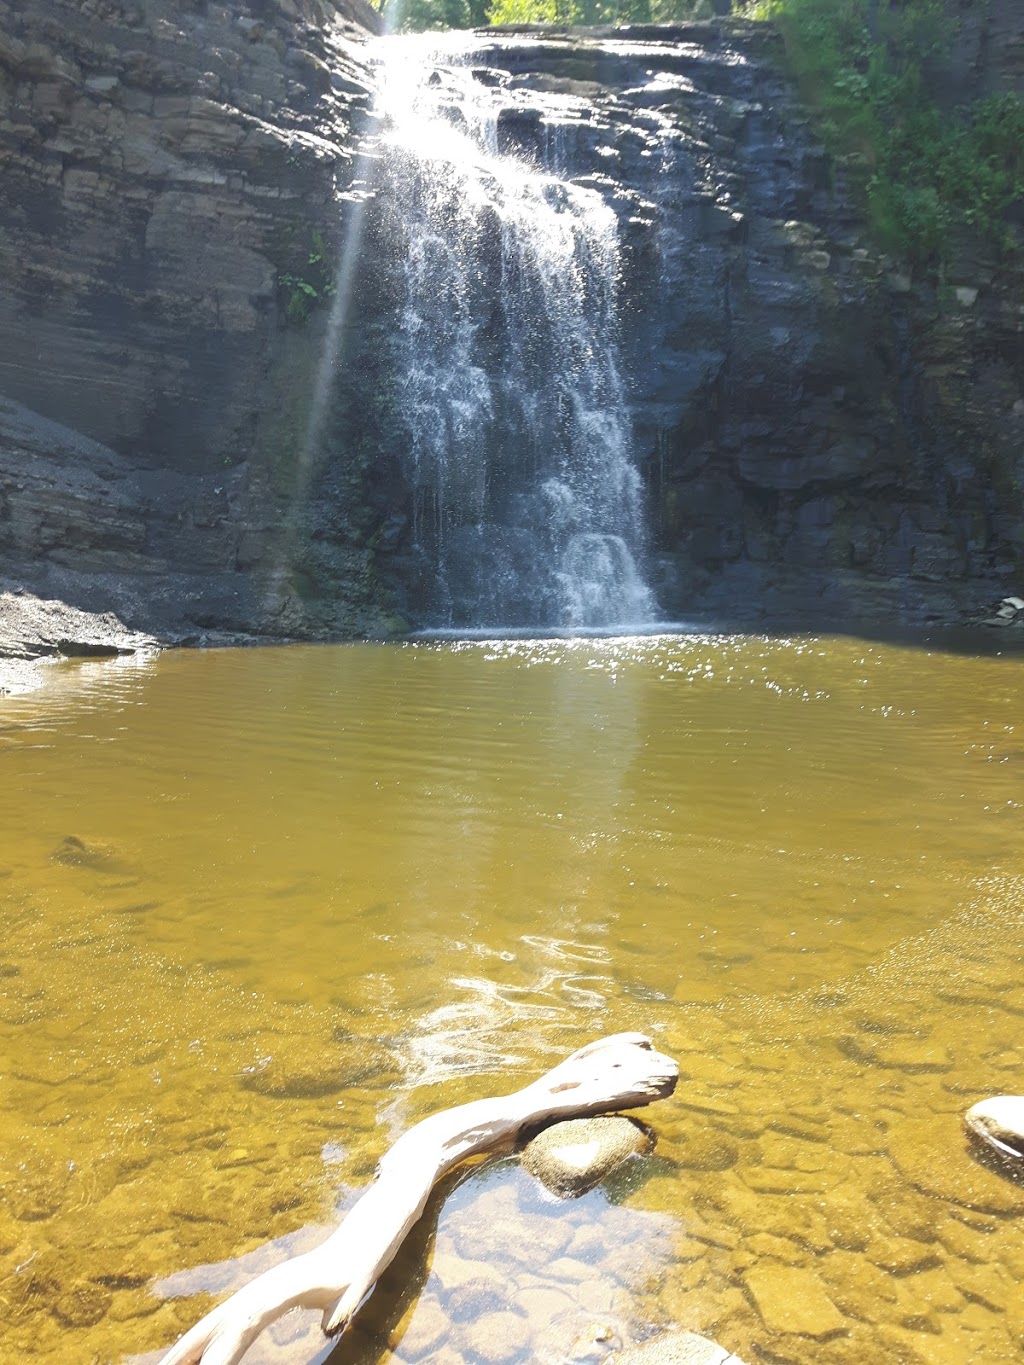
[158,1032,678,1365]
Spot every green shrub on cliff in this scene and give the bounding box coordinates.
[746,0,1024,271]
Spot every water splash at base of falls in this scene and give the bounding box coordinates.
[366,35,656,632]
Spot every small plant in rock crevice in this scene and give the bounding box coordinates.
[278,230,335,324]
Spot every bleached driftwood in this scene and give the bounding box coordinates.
[159,1032,678,1365]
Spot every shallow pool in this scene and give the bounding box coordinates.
[1,635,1022,1363]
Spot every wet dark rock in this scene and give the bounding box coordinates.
[521,1116,653,1198]
[0,0,392,645]
[358,27,1024,633]
[51,835,125,872]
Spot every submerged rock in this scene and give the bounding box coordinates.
[459,1309,532,1364]
[888,1115,1024,1214]
[742,1265,847,1339]
[51,834,125,872]
[391,1296,450,1360]
[239,1038,397,1100]
[965,1095,1024,1159]
[51,1280,112,1329]
[610,1330,749,1364]
[521,1116,652,1198]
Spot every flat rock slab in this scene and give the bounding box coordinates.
[743,1265,847,1339]
[610,1330,748,1364]
[965,1095,1024,1159]
[0,590,157,661]
[521,1115,652,1197]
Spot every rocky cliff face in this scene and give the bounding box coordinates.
[0,5,1021,638]
[0,0,395,640]
[943,0,1024,103]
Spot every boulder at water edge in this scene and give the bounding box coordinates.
[965,1096,1024,1159]
[521,1116,652,1197]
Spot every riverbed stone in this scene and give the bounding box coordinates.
[675,1131,739,1172]
[743,1265,848,1338]
[946,1259,1012,1313]
[964,1095,1024,1158]
[568,1322,621,1361]
[837,1034,953,1073]
[51,1279,112,1328]
[238,1036,396,1099]
[394,1297,451,1361]
[865,1236,941,1277]
[460,1310,532,1364]
[609,1330,748,1364]
[819,1248,900,1320]
[521,1117,652,1198]
[511,1283,576,1323]
[447,1275,507,1320]
[50,834,125,872]
[888,1115,1024,1214]
[545,1255,596,1283]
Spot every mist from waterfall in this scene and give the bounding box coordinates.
[366,34,656,631]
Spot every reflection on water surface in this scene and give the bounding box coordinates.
[0,636,1022,1363]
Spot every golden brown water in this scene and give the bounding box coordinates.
[1,635,1022,1365]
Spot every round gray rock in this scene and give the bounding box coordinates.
[521,1116,652,1198]
[965,1095,1024,1159]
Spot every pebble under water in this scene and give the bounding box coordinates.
[0,635,1022,1364]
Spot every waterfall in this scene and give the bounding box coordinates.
[366,34,656,632]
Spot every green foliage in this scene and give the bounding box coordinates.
[278,231,335,324]
[386,0,475,31]
[744,0,1024,271]
[650,0,714,16]
[387,0,707,38]
[485,0,656,26]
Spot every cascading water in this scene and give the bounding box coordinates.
[365,34,656,631]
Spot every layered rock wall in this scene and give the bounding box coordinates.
[0,0,394,638]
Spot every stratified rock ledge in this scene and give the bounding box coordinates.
[0,590,158,694]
